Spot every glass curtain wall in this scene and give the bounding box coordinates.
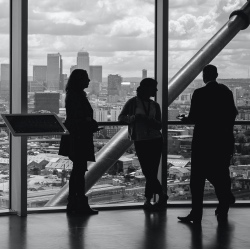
[27,0,155,208]
[0,0,10,210]
[168,0,250,202]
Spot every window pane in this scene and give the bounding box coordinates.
[168,1,250,203]
[28,0,154,208]
[0,0,9,210]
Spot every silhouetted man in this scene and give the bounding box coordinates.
[177,64,238,224]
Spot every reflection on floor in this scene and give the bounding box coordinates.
[0,207,250,249]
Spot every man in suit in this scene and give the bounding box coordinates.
[177,64,238,224]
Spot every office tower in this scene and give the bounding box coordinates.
[0,64,9,98]
[90,65,102,82]
[33,66,47,83]
[33,65,47,91]
[59,56,64,91]
[110,108,122,121]
[93,108,108,122]
[77,51,89,74]
[70,65,77,75]
[47,53,62,91]
[34,92,60,114]
[91,82,101,95]
[107,74,122,96]
[142,69,147,79]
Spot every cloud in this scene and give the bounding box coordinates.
[109,16,154,38]
[215,0,246,23]
[169,13,217,42]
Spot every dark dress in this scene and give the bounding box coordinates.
[188,81,238,219]
[59,90,97,201]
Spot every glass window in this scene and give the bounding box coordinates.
[0,0,9,210]
[28,0,155,208]
[168,0,250,203]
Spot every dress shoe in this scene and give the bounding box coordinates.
[217,213,228,222]
[177,214,201,225]
[76,206,99,215]
[215,194,235,215]
[157,193,169,206]
[143,201,154,211]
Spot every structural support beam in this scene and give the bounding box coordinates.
[46,126,133,206]
[168,0,250,106]
[10,0,28,216]
[155,0,168,193]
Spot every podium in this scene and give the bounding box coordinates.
[2,113,69,216]
[1,113,69,136]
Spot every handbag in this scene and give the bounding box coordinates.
[58,134,70,157]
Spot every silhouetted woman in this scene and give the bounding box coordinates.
[118,78,168,211]
[59,69,99,215]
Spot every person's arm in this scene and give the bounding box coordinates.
[118,99,135,124]
[187,90,198,123]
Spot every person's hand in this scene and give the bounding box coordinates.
[91,119,99,132]
[135,114,147,122]
[176,114,188,122]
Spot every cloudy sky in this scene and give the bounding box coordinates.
[0,0,250,79]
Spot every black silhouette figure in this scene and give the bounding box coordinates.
[59,69,99,215]
[118,78,168,211]
[177,64,238,224]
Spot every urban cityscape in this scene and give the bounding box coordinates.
[0,49,249,208]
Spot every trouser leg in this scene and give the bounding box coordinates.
[207,167,231,215]
[190,168,205,220]
[134,138,163,200]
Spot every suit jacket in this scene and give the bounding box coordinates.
[188,81,238,159]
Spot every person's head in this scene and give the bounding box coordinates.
[202,64,218,83]
[137,78,158,99]
[65,69,90,92]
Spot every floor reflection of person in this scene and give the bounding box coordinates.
[59,69,99,215]
[118,78,168,211]
[177,65,238,224]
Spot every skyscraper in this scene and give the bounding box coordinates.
[70,65,77,75]
[34,92,60,114]
[0,64,9,98]
[110,108,122,121]
[77,52,89,74]
[90,65,102,82]
[47,53,62,91]
[107,74,122,96]
[142,69,147,79]
[93,108,108,122]
[33,65,47,83]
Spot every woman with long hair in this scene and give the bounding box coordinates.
[59,69,99,215]
[118,78,168,211]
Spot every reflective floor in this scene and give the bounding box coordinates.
[0,207,250,249]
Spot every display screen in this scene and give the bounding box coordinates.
[2,114,69,136]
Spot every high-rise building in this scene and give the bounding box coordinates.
[107,74,122,96]
[70,65,77,75]
[59,56,64,91]
[90,65,102,82]
[34,92,60,114]
[93,108,108,122]
[110,108,122,121]
[33,65,47,91]
[33,66,47,83]
[0,64,9,98]
[77,52,89,74]
[47,53,62,91]
[142,69,147,79]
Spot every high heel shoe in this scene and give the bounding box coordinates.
[157,193,169,206]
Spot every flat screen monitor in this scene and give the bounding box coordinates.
[1,113,69,136]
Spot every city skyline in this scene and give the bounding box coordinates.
[0,1,249,79]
